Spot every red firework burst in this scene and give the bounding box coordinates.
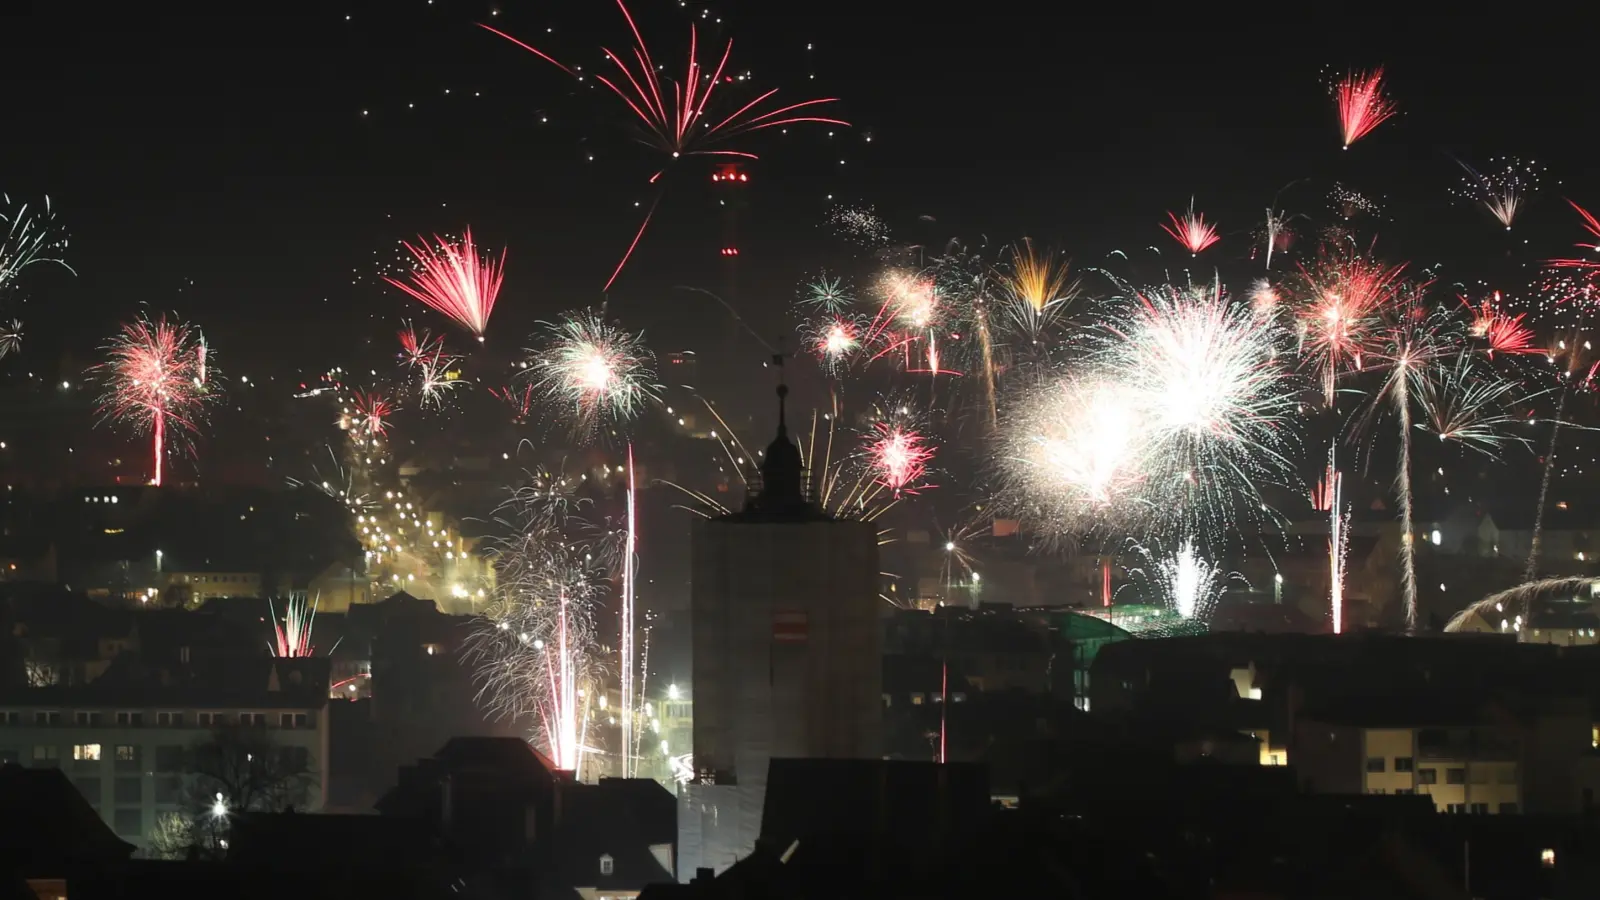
[1161,200,1220,255]
[95,314,214,487]
[1334,68,1397,149]
[1294,250,1408,403]
[481,1,848,290]
[868,423,934,495]
[398,322,445,366]
[384,230,506,340]
[1548,200,1600,271]
[1461,293,1537,358]
[349,391,393,440]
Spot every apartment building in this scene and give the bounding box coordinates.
[0,657,330,848]
[1292,694,1590,815]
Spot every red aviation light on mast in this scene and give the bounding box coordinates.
[710,163,749,184]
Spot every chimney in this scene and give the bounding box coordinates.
[693,867,714,883]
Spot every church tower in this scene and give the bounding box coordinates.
[679,381,881,875]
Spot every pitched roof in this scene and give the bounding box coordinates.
[0,764,136,871]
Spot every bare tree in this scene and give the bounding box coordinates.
[143,725,316,858]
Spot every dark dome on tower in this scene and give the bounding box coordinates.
[735,383,826,521]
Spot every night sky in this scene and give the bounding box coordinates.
[4,6,1597,381]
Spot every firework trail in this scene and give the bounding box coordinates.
[464,476,617,772]
[94,314,217,487]
[1122,539,1241,621]
[1444,577,1594,634]
[1293,247,1408,403]
[268,593,324,658]
[384,230,506,340]
[1334,68,1397,149]
[1160,199,1220,256]
[1313,455,1350,634]
[1352,284,1458,632]
[482,1,848,289]
[1261,209,1299,271]
[525,309,662,439]
[619,448,639,778]
[1452,157,1543,230]
[1526,379,1574,582]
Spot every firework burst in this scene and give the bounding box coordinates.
[397,325,464,408]
[346,390,393,442]
[998,376,1148,529]
[483,2,847,289]
[1333,67,1397,149]
[464,477,616,772]
[1160,199,1221,256]
[800,272,854,314]
[1414,351,1528,457]
[1099,279,1303,531]
[1122,539,1242,621]
[865,269,958,376]
[268,593,324,658]
[827,204,891,248]
[1462,293,1538,358]
[0,193,72,294]
[999,239,1077,343]
[526,309,662,438]
[802,315,864,378]
[1293,247,1409,403]
[287,444,377,517]
[0,320,19,360]
[94,314,217,487]
[1452,157,1543,230]
[384,230,506,339]
[865,404,936,496]
[1548,201,1600,272]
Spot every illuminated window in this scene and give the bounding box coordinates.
[599,854,614,876]
[1541,848,1556,868]
[73,743,101,761]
